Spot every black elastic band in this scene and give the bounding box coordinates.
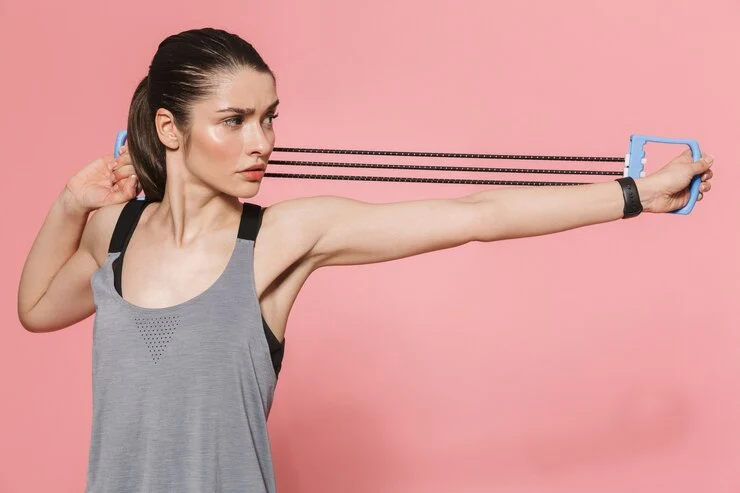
[274,147,624,162]
[268,159,622,176]
[264,173,585,186]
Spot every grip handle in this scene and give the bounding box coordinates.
[114,130,128,159]
[627,135,702,215]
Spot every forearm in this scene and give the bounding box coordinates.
[464,179,648,242]
[18,188,91,315]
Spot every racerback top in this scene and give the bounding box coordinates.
[85,199,285,493]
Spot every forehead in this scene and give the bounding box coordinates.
[198,68,277,111]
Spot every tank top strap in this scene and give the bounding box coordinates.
[238,202,264,241]
[109,198,151,296]
[238,202,285,376]
[108,198,150,254]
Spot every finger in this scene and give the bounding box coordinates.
[701,169,713,181]
[126,174,139,196]
[127,175,139,198]
[108,175,138,204]
[698,192,704,201]
[700,182,711,192]
[111,153,133,171]
[113,164,136,182]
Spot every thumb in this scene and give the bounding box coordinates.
[690,155,713,174]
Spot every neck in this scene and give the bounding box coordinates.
[149,159,242,248]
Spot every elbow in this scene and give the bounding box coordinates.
[17,296,39,332]
[457,195,506,243]
[17,292,55,333]
[18,313,40,333]
[18,309,49,333]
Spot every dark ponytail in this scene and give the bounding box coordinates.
[125,28,273,202]
[128,76,166,201]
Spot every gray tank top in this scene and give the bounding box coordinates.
[85,199,285,493]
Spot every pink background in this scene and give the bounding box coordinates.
[1,1,738,492]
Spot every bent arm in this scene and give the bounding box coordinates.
[17,190,120,333]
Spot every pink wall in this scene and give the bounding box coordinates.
[1,1,738,492]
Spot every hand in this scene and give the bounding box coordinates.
[63,145,140,214]
[637,149,714,213]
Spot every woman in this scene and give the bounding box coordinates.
[17,28,713,493]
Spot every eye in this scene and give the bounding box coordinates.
[264,113,279,127]
[224,115,244,127]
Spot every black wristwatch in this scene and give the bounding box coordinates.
[616,177,643,219]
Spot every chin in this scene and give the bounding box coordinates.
[232,183,262,199]
[211,176,262,199]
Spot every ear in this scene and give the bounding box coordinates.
[154,108,181,152]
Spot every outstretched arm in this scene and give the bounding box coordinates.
[282,150,713,269]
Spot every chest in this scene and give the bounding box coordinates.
[119,231,238,309]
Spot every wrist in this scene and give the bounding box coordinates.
[60,185,93,217]
[615,177,643,218]
[634,177,658,213]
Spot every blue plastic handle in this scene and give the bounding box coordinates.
[113,129,145,200]
[114,130,128,158]
[627,135,702,215]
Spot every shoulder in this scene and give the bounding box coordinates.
[256,195,360,263]
[261,195,362,230]
[80,202,130,266]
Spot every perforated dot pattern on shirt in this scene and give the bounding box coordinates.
[134,315,180,364]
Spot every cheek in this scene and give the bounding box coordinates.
[190,126,243,170]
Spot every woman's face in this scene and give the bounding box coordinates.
[182,67,279,198]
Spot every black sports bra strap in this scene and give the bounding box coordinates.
[238,203,264,241]
[108,199,150,254]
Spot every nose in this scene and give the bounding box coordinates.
[245,122,271,156]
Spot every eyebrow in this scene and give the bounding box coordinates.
[216,99,280,115]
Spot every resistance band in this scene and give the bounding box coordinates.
[113,130,702,215]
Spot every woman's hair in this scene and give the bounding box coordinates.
[127,28,273,201]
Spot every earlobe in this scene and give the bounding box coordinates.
[155,109,180,152]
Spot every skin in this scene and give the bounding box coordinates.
[17,67,714,339]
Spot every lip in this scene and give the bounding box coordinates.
[238,164,266,182]
[238,164,266,172]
